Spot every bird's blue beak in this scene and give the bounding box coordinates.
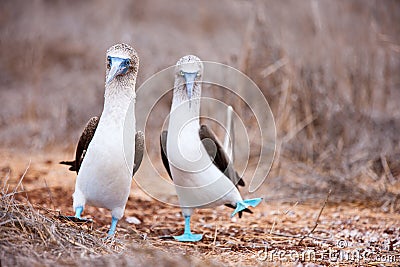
[106,57,130,84]
[183,72,197,102]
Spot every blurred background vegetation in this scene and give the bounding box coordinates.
[0,0,399,207]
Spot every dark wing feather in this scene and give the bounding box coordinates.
[160,130,172,179]
[59,116,99,174]
[59,160,76,172]
[199,125,245,187]
[225,204,252,218]
[160,127,249,218]
[199,125,248,218]
[133,131,144,176]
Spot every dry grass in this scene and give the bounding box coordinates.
[1,163,399,266]
[242,0,400,206]
[0,172,218,266]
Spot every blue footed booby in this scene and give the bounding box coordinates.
[160,55,262,242]
[60,43,144,236]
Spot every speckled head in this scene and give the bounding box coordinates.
[175,55,203,75]
[175,55,203,103]
[105,43,139,84]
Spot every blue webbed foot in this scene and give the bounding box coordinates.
[63,216,92,223]
[231,198,263,217]
[173,233,203,242]
[173,215,203,242]
[60,206,92,223]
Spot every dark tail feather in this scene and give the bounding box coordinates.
[238,208,253,218]
[225,204,253,218]
[59,160,76,172]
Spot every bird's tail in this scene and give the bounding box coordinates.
[59,160,76,172]
[223,106,234,162]
[231,198,263,217]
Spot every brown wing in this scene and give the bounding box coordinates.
[60,117,99,174]
[199,125,250,218]
[199,125,245,187]
[159,126,245,186]
[160,130,172,179]
[159,127,249,218]
[133,131,144,176]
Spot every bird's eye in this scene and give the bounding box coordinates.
[179,70,185,76]
[125,59,131,66]
[107,56,112,68]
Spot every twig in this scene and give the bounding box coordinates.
[236,2,256,113]
[162,240,213,248]
[1,168,11,194]
[43,178,54,210]
[268,201,298,235]
[269,218,276,234]
[260,57,289,78]
[0,219,12,226]
[381,155,395,184]
[213,220,219,246]
[269,232,302,239]
[61,235,98,254]
[12,160,31,194]
[270,230,333,243]
[283,201,299,215]
[298,189,331,245]
[282,115,315,143]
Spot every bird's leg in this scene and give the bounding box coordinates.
[183,215,191,234]
[107,216,119,236]
[75,206,83,219]
[173,215,203,242]
[231,198,263,217]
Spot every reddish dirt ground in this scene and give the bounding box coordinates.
[1,148,399,266]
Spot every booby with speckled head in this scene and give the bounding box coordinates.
[60,43,144,236]
[160,55,262,242]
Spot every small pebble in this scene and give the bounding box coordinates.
[126,216,141,224]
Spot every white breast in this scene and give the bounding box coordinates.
[75,99,135,211]
[167,119,242,209]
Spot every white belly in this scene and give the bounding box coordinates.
[170,163,242,209]
[167,122,242,209]
[75,120,134,211]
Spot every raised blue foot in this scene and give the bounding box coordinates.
[107,216,119,236]
[231,198,263,217]
[173,215,203,242]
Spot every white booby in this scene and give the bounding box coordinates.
[60,43,144,236]
[160,55,262,242]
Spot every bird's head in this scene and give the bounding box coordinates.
[175,55,203,104]
[105,43,139,85]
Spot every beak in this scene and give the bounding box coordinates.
[183,72,197,105]
[106,58,127,84]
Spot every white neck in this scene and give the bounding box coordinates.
[104,76,136,103]
[170,80,201,128]
[102,77,136,119]
[98,76,136,171]
[167,80,205,169]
